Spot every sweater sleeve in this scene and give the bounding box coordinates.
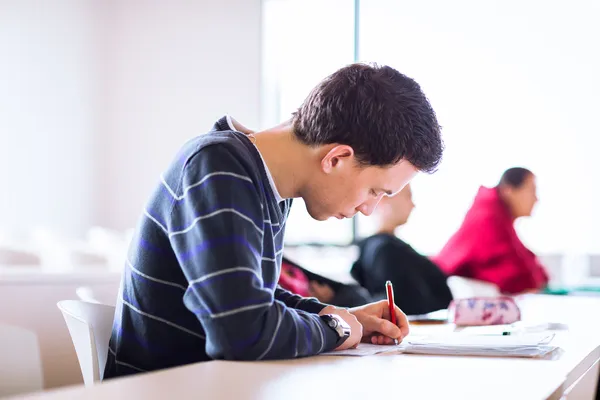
[168,145,337,360]
[274,286,329,314]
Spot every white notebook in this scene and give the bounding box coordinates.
[407,332,555,347]
[400,332,557,358]
[319,333,557,358]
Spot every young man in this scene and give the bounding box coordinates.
[105,63,443,378]
[351,184,453,315]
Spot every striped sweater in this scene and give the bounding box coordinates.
[104,117,338,378]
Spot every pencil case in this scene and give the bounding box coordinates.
[448,297,521,326]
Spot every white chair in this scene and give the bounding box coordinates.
[447,276,501,299]
[57,300,115,386]
[76,285,118,306]
[0,324,44,397]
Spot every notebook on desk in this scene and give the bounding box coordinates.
[320,333,557,358]
[400,332,557,358]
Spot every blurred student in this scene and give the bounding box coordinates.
[434,167,548,294]
[279,256,373,308]
[351,184,453,315]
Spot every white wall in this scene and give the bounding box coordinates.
[95,0,263,230]
[0,0,263,236]
[0,0,97,237]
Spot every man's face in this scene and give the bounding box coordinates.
[300,145,419,221]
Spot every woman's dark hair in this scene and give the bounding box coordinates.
[498,167,533,188]
[292,63,443,172]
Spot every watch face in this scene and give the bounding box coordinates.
[328,317,338,329]
[324,314,350,347]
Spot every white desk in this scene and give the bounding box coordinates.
[20,295,600,400]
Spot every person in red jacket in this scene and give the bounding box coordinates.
[434,167,549,294]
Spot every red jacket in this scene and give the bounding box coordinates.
[434,186,548,294]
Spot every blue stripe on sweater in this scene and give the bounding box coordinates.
[190,297,272,318]
[176,235,261,262]
[187,269,263,289]
[170,204,264,232]
[165,174,256,200]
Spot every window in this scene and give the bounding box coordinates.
[359,0,600,254]
[263,0,600,253]
[262,0,356,245]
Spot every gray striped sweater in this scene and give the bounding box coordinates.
[104,117,337,378]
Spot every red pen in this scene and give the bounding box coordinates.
[386,280,398,344]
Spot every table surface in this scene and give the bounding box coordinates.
[19,295,600,400]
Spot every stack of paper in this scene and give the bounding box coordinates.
[319,333,558,358]
[399,332,557,358]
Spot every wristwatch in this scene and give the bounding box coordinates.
[320,314,351,347]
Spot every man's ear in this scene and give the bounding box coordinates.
[320,145,355,173]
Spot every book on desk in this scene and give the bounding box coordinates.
[321,331,558,358]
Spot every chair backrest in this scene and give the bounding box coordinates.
[57,300,115,386]
[76,286,100,304]
[447,276,501,299]
[0,324,43,396]
[76,285,118,306]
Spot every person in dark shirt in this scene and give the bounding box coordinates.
[351,184,453,315]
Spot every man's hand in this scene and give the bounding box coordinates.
[319,305,362,351]
[350,300,410,345]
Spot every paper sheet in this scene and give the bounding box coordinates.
[400,332,557,358]
[319,333,557,358]
[319,343,400,357]
[399,345,557,358]
[407,332,555,347]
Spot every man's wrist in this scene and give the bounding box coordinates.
[319,313,351,349]
[318,305,337,316]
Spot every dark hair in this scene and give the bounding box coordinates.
[498,167,533,188]
[292,63,443,172]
